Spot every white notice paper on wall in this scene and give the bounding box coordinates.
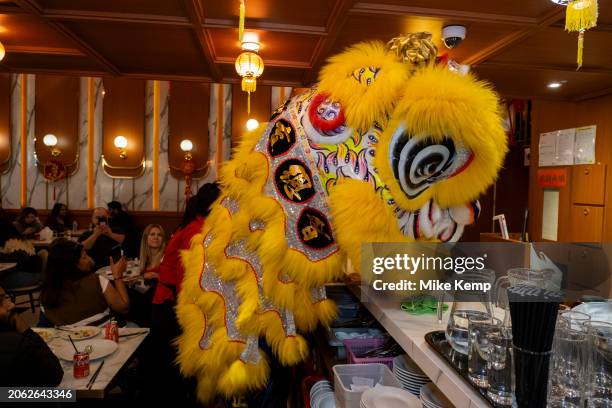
[539,132,557,167]
[555,128,576,166]
[574,125,597,164]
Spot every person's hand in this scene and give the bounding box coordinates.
[8,310,29,334]
[109,256,126,280]
[100,225,112,236]
[24,227,35,235]
[92,224,104,237]
[143,271,159,280]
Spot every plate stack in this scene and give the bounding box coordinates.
[309,379,336,408]
[360,385,421,408]
[420,383,453,408]
[392,355,430,396]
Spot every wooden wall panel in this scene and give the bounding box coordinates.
[0,74,10,174]
[530,96,612,242]
[102,77,145,178]
[231,84,271,147]
[34,75,79,175]
[168,81,210,178]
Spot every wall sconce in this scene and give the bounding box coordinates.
[180,139,193,160]
[179,139,196,199]
[114,135,128,159]
[43,133,61,157]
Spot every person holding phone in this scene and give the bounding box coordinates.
[78,207,126,270]
[40,239,130,327]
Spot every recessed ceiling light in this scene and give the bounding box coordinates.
[548,82,562,89]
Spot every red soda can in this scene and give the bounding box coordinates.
[73,351,90,378]
[104,319,119,342]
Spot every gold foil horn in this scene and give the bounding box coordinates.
[387,32,438,70]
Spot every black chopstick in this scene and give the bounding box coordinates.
[86,360,104,390]
[118,331,148,338]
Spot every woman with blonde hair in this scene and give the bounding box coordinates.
[139,224,166,281]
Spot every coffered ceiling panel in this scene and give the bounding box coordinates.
[3,53,102,72]
[490,27,612,70]
[360,0,558,19]
[36,0,188,17]
[474,64,612,101]
[62,21,210,75]
[203,0,335,27]
[209,28,319,67]
[0,13,79,50]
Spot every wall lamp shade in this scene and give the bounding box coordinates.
[43,133,58,147]
[180,139,193,152]
[114,135,128,159]
[43,133,61,156]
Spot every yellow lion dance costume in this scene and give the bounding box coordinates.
[176,33,508,403]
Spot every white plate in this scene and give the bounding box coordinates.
[32,328,56,342]
[362,386,420,408]
[57,326,101,340]
[420,383,452,408]
[393,355,426,376]
[53,338,118,361]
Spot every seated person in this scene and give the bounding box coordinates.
[139,224,167,281]
[45,203,69,233]
[0,219,44,290]
[13,207,43,239]
[41,238,129,327]
[79,207,125,270]
[108,201,139,258]
[0,286,63,386]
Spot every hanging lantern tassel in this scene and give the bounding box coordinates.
[241,75,257,115]
[565,0,598,69]
[239,0,245,43]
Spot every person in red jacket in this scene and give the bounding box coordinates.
[145,183,220,404]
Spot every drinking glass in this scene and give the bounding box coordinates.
[584,321,612,408]
[548,314,590,407]
[486,326,514,406]
[467,315,502,388]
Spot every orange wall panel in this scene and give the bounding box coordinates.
[0,74,10,174]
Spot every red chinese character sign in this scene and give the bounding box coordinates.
[537,168,567,188]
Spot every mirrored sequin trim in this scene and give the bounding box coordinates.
[249,219,266,231]
[310,286,327,303]
[200,262,243,341]
[279,273,294,284]
[239,335,261,365]
[221,196,240,215]
[255,101,339,262]
[199,319,213,349]
[204,232,214,248]
[281,309,297,337]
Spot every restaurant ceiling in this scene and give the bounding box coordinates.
[0,0,610,101]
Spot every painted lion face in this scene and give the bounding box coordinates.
[290,41,507,245]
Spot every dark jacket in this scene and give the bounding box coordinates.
[0,328,64,386]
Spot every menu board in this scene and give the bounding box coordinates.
[539,126,596,167]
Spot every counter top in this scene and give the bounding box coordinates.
[348,284,490,408]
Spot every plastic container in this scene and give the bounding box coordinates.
[327,328,384,360]
[343,338,394,369]
[332,363,401,408]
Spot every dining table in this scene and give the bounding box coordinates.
[48,327,150,398]
[0,262,17,276]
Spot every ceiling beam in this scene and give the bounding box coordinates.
[462,7,565,66]
[44,10,192,27]
[183,0,222,82]
[13,0,121,75]
[4,45,84,56]
[477,61,612,76]
[214,56,310,69]
[572,87,612,102]
[203,18,326,35]
[350,2,537,26]
[303,0,356,84]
